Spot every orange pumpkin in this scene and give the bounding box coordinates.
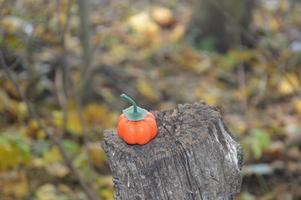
[117,94,158,145]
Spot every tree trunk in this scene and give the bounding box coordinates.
[187,0,255,52]
[102,102,243,200]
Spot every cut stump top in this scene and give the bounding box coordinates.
[102,102,243,200]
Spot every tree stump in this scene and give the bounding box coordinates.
[102,102,243,200]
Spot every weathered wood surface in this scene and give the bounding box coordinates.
[102,102,243,200]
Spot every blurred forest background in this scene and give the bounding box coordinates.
[0,0,301,199]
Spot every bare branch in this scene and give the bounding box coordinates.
[54,0,74,136]
[75,0,96,171]
[77,0,93,97]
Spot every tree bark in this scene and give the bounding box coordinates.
[187,0,255,52]
[102,102,243,200]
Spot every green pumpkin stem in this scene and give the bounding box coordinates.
[120,94,138,113]
[120,93,147,121]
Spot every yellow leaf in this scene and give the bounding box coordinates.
[128,12,157,33]
[0,16,25,33]
[83,104,113,128]
[46,163,69,178]
[169,24,185,43]
[151,7,174,26]
[294,99,301,114]
[57,184,72,194]
[32,158,45,168]
[26,119,45,139]
[0,170,29,199]
[203,93,218,105]
[58,0,69,28]
[52,110,63,128]
[0,90,21,117]
[67,110,82,134]
[287,73,300,88]
[0,90,12,112]
[0,137,30,171]
[137,79,159,101]
[17,102,27,120]
[87,142,106,168]
[174,47,201,71]
[43,147,62,164]
[278,73,300,95]
[11,172,28,198]
[194,87,218,105]
[36,130,46,140]
[110,45,128,62]
[65,32,80,53]
[270,18,279,32]
[52,103,116,134]
[127,11,160,46]
[279,79,293,95]
[36,184,58,200]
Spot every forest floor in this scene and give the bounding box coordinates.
[0,0,301,199]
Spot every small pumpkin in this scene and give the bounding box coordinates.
[117,94,158,145]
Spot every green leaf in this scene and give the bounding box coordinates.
[252,128,270,149]
[198,37,216,52]
[12,135,31,160]
[0,136,6,145]
[0,133,31,170]
[222,51,239,69]
[240,192,256,200]
[251,139,262,159]
[62,140,80,154]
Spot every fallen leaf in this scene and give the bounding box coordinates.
[46,163,69,178]
[278,73,300,95]
[87,142,106,168]
[36,184,58,200]
[137,79,159,101]
[0,170,29,199]
[151,7,174,27]
[43,147,62,164]
[293,99,301,114]
[127,11,160,46]
[169,24,185,42]
[128,11,159,34]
